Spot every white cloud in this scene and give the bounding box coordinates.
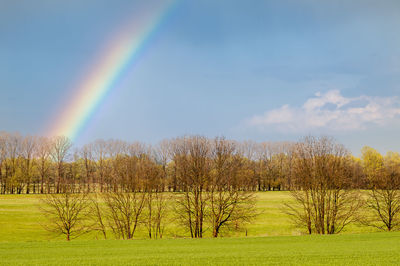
[248,90,400,133]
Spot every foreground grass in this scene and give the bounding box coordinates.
[0,232,399,265]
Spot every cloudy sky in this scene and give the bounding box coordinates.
[1,0,400,154]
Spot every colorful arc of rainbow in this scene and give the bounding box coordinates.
[48,1,176,141]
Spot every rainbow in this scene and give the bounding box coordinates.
[48,1,177,141]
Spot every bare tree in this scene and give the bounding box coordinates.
[285,136,362,234]
[172,136,210,238]
[50,136,72,193]
[239,140,258,190]
[102,191,146,239]
[35,137,52,193]
[0,132,8,194]
[80,143,96,193]
[40,191,91,240]
[89,194,107,239]
[142,156,168,239]
[21,135,36,194]
[65,152,82,192]
[256,142,278,191]
[208,137,256,237]
[363,160,400,231]
[92,139,111,192]
[146,191,168,239]
[154,139,171,192]
[5,132,22,193]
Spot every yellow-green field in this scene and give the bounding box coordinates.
[1,192,397,265]
[0,192,377,241]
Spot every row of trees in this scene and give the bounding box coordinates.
[40,136,256,240]
[286,137,400,234]
[0,131,300,194]
[40,135,400,240]
[41,191,168,241]
[0,131,394,194]
[1,131,400,237]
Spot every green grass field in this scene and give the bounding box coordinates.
[1,233,399,265]
[1,192,397,265]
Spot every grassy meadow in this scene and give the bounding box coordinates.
[0,192,397,265]
[0,192,378,241]
[1,232,400,265]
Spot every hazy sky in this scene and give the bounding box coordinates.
[1,0,400,154]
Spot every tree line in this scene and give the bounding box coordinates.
[37,135,257,240]
[1,131,400,237]
[0,131,369,194]
[0,131,299,194]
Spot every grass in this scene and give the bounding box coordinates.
[0,192,395,265]
[0,191,377,241]
[0,232,399,265]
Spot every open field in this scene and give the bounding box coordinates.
[0,192,398,265]
[0,192,378,241]
[1,232,400,265]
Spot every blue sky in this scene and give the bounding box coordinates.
[1,0,400,154]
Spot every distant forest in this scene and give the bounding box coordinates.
[0,131,394,194]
